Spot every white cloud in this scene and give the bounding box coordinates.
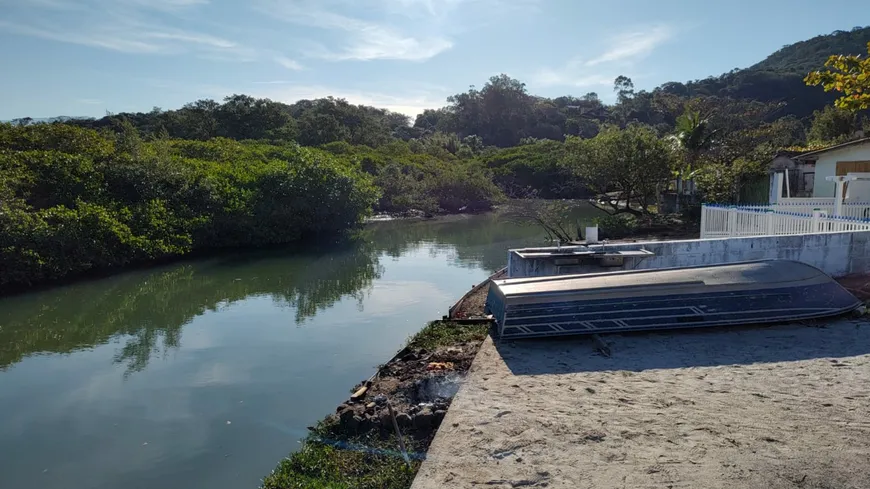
[252,80,293,85]
[251,83,445,117]
[585,25,673,66]
[255,0,453,61]
[274,56,305,70]
[314,28,453,62]
[0,0,251,59]
[530,55,613,88]
[143,31,236,49]
[386,0,466,18]
[530,25,672,89]
[0,20,161,52]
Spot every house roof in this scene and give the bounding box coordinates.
[794,137,870,160]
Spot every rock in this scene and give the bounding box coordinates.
[338,406,355,421]
[401,352,419,361]
[338,406,363,432]
[365,402,376,411]
[396,412,412,428]
[373,394,387,405]
[413,409,434,430]
[433,409,447,423]
[379,410,392,428]
[336,403,351,414]
[409,405,420,415]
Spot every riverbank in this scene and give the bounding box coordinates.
[261,320,492,489]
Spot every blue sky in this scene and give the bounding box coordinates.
[0,0,865,119]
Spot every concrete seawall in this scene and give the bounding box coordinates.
[508,231,870,279]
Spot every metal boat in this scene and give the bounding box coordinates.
[485,260,862,339]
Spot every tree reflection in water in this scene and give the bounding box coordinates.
[0,202,599,375]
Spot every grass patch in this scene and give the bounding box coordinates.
[406,321,490,351]
[262,421,422,489]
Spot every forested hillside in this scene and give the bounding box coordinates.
[661,26,870,119]
[752,26,870,73]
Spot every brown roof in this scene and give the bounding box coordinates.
[794,137,870,160]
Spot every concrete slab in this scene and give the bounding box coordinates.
[412,319,870,489]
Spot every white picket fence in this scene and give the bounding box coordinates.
[772,198,870,220]
[701,204,870,239]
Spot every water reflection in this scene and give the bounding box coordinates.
[0,204,594,375]
[0,242,384,375]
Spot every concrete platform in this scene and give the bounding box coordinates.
[412,319,870,489]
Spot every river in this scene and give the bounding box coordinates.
[0,205,597,489]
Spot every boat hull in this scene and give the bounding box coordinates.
[486,260,862,339]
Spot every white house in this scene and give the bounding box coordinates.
[794,137,870,198]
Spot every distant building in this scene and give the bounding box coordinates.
[792,137,870,199]
[770,150,815,197]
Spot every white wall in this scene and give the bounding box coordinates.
[509,231,870,279]
[812,142,870,198]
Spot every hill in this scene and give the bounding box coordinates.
[665,26,870,120]
[751,25,870,74]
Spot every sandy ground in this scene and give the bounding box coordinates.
[412,318,870,489]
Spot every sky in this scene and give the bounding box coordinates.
[0,0,866,120]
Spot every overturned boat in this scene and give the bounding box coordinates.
[486,260,862,339]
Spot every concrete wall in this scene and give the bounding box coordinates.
[508,231,870,279]
[812,141,870,198]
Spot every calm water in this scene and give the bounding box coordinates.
[0,208,593,489]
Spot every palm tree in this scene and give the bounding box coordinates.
[667,110,720,210]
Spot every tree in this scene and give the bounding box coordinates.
[666,109,720,209]
[445,74,536,147]
[216,94,295,141]
[807,105,861,143]
[564,125,674,216]
[805,41,870,111]
[613,76,635,103]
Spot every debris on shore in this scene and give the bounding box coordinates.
[332,336,483,441]
[262,321,491,489]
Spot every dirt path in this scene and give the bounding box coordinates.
[412,319,870,489]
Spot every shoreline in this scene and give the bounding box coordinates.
[0,209,497,299]
[261,272,501,489]
[261,320,493,489]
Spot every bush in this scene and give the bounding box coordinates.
[321,142,504,215]
[479,140,582,198]
[0,124,379,289]
[594,214,638,239]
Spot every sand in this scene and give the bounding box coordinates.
[412,318,870,489]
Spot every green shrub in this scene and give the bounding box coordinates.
[594,214,638,239]
[0,125,379,289]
